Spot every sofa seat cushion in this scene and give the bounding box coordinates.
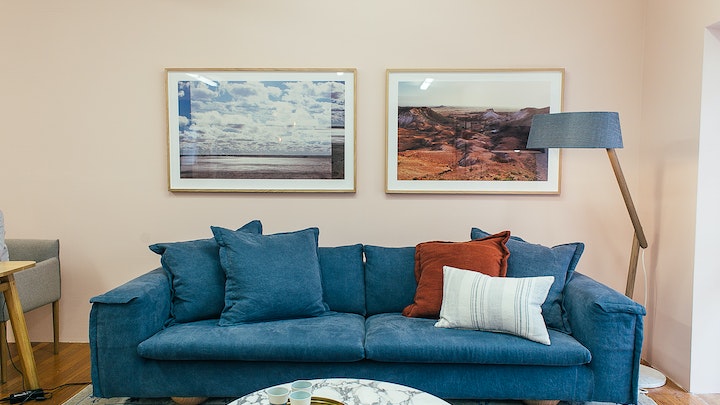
[138,312,365,362]
[365,313,591,366]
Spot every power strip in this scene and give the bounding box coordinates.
[8,389,46,403]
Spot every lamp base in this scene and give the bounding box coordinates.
[639,364,667,389]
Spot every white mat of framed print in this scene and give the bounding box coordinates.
[386,69,564,194]
[167,68,356,192]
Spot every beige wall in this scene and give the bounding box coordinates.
[3,0,712,393]
[640,0,720,392]
[692,24,720,394]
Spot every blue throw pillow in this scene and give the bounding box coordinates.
[470,228,584,333]
[149,220,262,325]
[212,226,328,325]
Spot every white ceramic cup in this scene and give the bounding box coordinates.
[289,390,312,405]
[290,380,313,393]
[265,386,290,405]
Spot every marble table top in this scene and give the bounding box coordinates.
[229,378,450,405]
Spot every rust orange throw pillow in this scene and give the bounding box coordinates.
[402,231,511,319]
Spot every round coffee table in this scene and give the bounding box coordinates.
[229,378,450,405]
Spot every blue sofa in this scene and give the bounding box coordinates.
[89,223,645,404]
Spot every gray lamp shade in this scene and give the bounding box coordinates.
[527,112,623,149]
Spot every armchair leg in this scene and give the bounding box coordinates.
[52,301,59,354]
[0,321,6,383]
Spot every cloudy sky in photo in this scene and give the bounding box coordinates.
[398,80,551,110]
[178,79,345,156]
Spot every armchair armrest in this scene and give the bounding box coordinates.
[89,268,171,397]
[564,272,646,404]
[5,239,59,262]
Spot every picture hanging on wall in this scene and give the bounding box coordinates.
[166,68,356,192]
[386,68,564,194]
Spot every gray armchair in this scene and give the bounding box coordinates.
[1,239,61,382]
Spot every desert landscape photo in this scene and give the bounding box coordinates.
[396,105,550,181]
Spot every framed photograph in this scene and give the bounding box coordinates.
[167,68,356,192]
[386,69,564,194]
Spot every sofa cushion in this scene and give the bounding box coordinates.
[365,313,591,366]
[471,228,584,333]
[436,265,553,345]
[138,312,366,362]
[364,245,417,315]
[212,226,328,325]
[402,231,511,319]
[148,220,262,325]
[319,244,365,315]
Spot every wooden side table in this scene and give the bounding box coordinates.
[0,261,40,389]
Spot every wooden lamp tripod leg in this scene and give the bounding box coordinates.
[607,148,648,299]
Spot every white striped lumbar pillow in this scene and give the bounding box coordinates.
[435,265,554,345]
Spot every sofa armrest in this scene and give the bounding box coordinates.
[564,272,646,404]
[89,268,171,397]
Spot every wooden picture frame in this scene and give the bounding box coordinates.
[386,69,564,194]
[167,68,356,192]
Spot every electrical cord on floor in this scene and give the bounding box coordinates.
[0,327,43,404]
[0,301,39,404]
[2,300,26,386]
[0,382,91,404]
[1,298,91,403]
[0,389,46,404]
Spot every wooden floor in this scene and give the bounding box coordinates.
[0,343,717,405]
[0,342,91,404]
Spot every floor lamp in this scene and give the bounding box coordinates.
[526,111,666,389]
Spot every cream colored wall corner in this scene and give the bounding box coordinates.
[640,0,720,393]
[690,23,720,394]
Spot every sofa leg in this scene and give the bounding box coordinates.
[171,397,208,405]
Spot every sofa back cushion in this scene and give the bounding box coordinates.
[470,228,584,333]
[149,220,263,325]
[364,245,417,315]
[318,244,365,315]
[213,226,328,325]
